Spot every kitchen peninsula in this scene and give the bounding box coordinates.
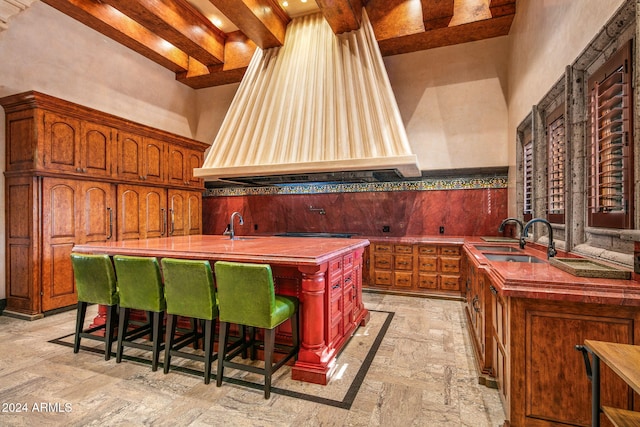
[72,234,370,385]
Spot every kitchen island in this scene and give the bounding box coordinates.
[73,234,370,385]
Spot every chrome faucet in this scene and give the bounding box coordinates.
[498,217,525,248]
[225,211,244,240]
[521,218,557,259]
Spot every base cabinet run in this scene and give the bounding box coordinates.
[2,91,208,317]
[490,290,640,427]
[366,241,462,297]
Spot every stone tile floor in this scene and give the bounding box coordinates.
[0,293,505,426]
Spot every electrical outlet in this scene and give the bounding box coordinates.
[254,224,258,231]
[439,226,445,234]
[382,225,390,233]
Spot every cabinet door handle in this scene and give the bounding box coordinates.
[161,208,166,236]
[332,283,341,290]
[106,207,113,240]
[472,296,480,313]
[169,208,175,235]
[489,285,497,295]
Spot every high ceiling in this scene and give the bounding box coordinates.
[40,0,516,89]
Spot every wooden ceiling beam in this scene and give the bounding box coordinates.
[177,31,257,88]
[207,0,289,49]
[316,0,363,34]
[101,0,225,65]
[421,0,454,31]
[489,0,516,17]
[41,0,190,72]
[376,14,515,57]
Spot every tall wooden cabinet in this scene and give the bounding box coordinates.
[2,91,209,318]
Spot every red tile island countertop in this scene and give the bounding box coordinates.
[73,234,371,385]
[462,237,640,306]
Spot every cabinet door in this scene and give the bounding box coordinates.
[117,184,167,240]
[80,121,114,177]
[167,145,188,186]
[78,181,116,244]
[6,176,40,314]
[142,138,165,184]
[167,189,202,236]
[187,149,203,186]
[117,131,143,182]
[41,178,80,312]
[43,112,81,173]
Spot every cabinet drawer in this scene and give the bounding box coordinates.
[394,244,413,254]
[343,252,354,271]
[374,254,392,269]
[394,255,413,270]
[329,257,343,276]
[374,271,392,286]
[374,243,393,253]
[418,245,437,255]
[440,256,461,273]
[440,275,461,291]
[418,273,438,289]
[440,246,461,256]
[418,255,437,272]
[394,271,413,288]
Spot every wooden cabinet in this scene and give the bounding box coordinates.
[42,178,116,312]
[43,112,115,178]
[490,282,509,410]
[117,133,165,184]
[463,252,493,385]
[485,280,640,427]
[167,189,202,236]
[1,91,208,317]
[167,145,203,188]
[327,252,358,347]
[367,241,462,296]
[117,184,168,241]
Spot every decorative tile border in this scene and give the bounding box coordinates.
[204,175,508,197]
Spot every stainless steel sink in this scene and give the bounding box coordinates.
[474,245,522,253]
[483,253,545,263]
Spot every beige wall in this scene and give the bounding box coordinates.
[385,36,510,171]
[506,0,626,216]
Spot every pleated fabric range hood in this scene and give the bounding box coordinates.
[194,10,420,184]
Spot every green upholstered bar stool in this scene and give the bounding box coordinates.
[214,261,300,399]
[113,255,166,371]
[161,258,219,384]
[70,253,119,361]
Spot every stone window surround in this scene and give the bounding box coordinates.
[515,0,639,268]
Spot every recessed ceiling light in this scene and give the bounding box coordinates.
[282,1,288,6]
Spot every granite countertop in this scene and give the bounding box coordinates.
[462,238,640,306]
[73,234,370,266]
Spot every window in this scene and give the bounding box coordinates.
[523,132,533,221]
[547,105,565,223]
[587,41,633,229]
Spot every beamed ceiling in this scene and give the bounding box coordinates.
[40,0,516,89]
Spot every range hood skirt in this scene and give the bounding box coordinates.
[195,11,420,182]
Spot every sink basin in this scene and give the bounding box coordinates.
[474,245,522,253]
[484,253,545,263]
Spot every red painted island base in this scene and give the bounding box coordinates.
[76,234,370,385]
